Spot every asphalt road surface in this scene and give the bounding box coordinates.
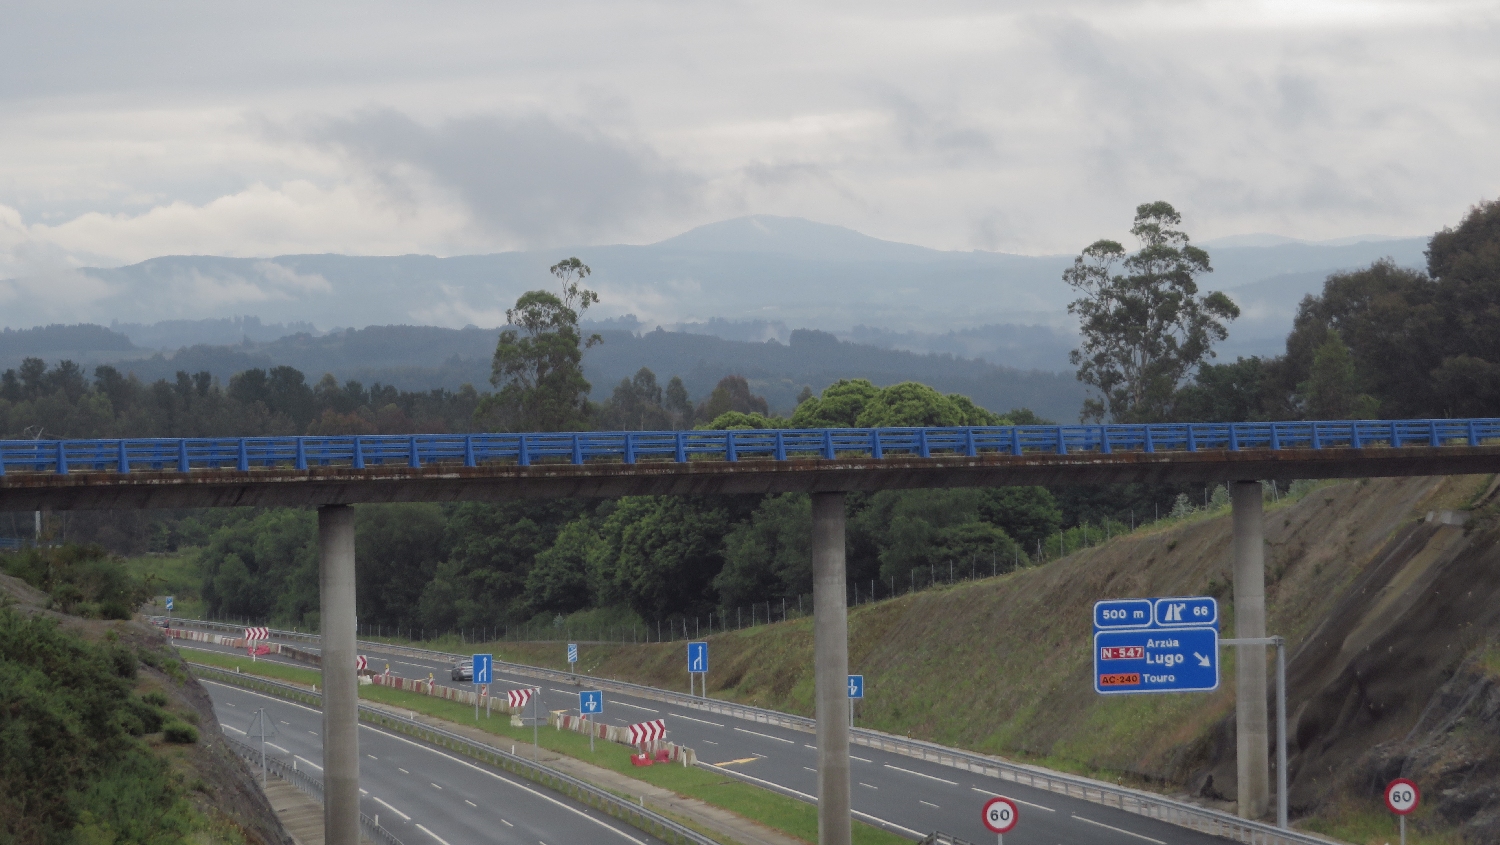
[185,631,1239,845]
[205,680,668,845]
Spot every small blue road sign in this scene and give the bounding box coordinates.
[1093,598,1151,630]
[687,641,708,673]
[567,643,578,664]
[165,596,174,611]
[580,690,604,715]
[847,675,864,699]
[472,653,492,685]
[1153,596,1218,628]
[1095,627,1219,694]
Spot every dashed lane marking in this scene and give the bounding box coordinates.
[713,757,761,767]
[860,782,878,789]
[295,756,322,771]
[851,755,872,763]
[734,727,794,744]
[430,782,442,790]
[220,723,247,735]
[668,712,725,727]
[464,799,477,808]
[1071,814,1166,844]
[970,786,1055,812]
[414,823,453,845]
[266,743,288,754]
[612,701,659,713]
[883,763,957,785]
[707,765,926,838]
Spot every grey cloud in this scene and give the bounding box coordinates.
[309,109,702,247]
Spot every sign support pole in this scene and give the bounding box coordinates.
[1223,635,1288,829]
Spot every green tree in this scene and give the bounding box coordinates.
[590,497,727,619]
[1065,201,1239,422]
[789,378,879,428]
[695,375,768,421]
[355,503,448,628]
[481,257,601,431]
[1297,330,1379,419]
[599,367,673,431]
[523,516,600,614]
[713,493,811,609]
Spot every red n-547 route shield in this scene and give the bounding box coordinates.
[982,796,1018,833]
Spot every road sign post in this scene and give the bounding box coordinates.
[687,641,708,697]
[1385,778,1419,845]
[982,795,1018,844]
[580,690,604,752]
[1223,635,1288,829]
[847,674,863,727]
[165,595,173,627]
[568,642,578,679]
[472,654,492,721]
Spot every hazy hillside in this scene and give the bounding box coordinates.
[1,216,1428,371]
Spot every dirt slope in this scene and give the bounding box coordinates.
[498,474,1500,842]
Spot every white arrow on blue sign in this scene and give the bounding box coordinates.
[1154,596,1218,627]
[580,690,604,714]
[165,596,174,611]
[847,675,864,699]
[1094,627,1219,694]
[472,653,492,685]
[568,643,578,664]
[687,641,708,673]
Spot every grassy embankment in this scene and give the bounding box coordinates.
[188,648,906,845]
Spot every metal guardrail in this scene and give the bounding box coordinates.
[917,833,976,845]
[5,418,1499,475]
[195,664,720,845]
[221,733,403,845]
[174,619,1342,845]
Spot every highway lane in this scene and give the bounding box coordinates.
[183,631,1239,845]
[204,680,667,845]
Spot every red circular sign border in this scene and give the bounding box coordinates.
[1384,778,1420,815]
[982,796,1019,833]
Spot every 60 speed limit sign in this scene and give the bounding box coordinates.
[1385,778,1420,815]
[982,796,1019,834]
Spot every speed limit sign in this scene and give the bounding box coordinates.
[1385,778,1419,815]
[982,795,1019,836]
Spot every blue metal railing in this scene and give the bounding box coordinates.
[1,419,1496,477]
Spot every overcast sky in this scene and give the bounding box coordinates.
[1,0,1496,281]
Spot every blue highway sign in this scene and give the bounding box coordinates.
[1095,627,1219,694]
[688,641,708,673]
[472,653,492,685]
[567,643,578,664]
[580,690,604,715]
[165,596,174,612]
[1094,598,1152,630]
[1154,596,1218,627]
[847,675,864,699]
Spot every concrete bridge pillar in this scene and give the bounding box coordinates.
[811,491,852,845]
[1231,481,1269,819]
[318,505,360,845]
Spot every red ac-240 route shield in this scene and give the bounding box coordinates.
[1385,778,1420,815]
[982,796,1019,834]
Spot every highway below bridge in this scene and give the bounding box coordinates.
[183,628,1242,845]
[10,418,1500,845]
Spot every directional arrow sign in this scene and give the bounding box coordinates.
[471,653,492,685]
[567,643,578,664]
[1153,596,1218,628]
[847,674,864,699]
[687,641,708,673]
[579,690,604,715]
[1094,626,1219,694]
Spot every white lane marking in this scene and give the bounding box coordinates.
[669,712,724,727]
[464,799,477,807]
[707,764,925,837]
[307,730,319,736]
[1071,814,1166,844]
[368,755,379,760]
[548,688,575,695]
[267,743,288,754]
[373,797,410,821]
[752,753,767,759]
[398,768,410,774]
[430,782,442,790]
[803,766,816,772]
[295,756,323,771]
[859,782,878,789]
[220,723,247,735]
[612,701,659,713]
[200,681,323,717]
[414,823,453,845]
[279,720,290,725]
[360,788,368,795]
[500,819,513,827]
[920,799,940,809]
[803,744,817,750]
[734,727,794,744]
[971,786,1055,812]
[701,740,718,746]
[883,763,957,785]
[361,720,649,844]
[850,755,872,763]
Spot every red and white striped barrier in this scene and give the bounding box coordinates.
[629,719,666,745]
[244,627,269,641]
[507,688,535,709]
[356,655,368,671]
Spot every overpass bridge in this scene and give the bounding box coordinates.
[5,417,1498,845]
